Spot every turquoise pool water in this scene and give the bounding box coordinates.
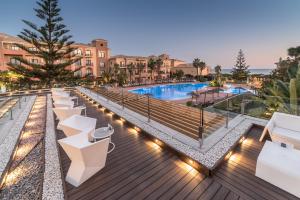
[129,83,250,100]
[129,83,208,100]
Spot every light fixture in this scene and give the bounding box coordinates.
[225,151,232,160]
[120,118,125,122]
[134,126,141,132]
[239,136,245,144]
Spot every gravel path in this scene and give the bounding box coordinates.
[0,96,47,200]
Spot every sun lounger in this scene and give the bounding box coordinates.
[256,141,300,198]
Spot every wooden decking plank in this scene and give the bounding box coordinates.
[184,177,214,200]
[157,169,198,200]
[211,185,230,200]
[84,153,174,200]
[132,165,183,199]
[171,172,206,200]
[197,181,222,200]
[108,155,178,200]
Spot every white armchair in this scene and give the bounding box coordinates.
[58,132,110,187]
[53,100,74,108]
[59,115,96,137]
[260,112,300,149]
[256,141,300,198]
[53,107,85,129]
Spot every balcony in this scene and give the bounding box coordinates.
[85,53,93,57]
[86,63,93,67]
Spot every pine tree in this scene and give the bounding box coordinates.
[8,0,80,87]
[232,49,250,82]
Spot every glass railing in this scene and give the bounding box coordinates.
[0,96,29,136]
[212,92,300,119]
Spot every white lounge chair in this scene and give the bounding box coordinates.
[58,132,110,187]
[53,107,85,129]
[256,141,300,198]
[260,112,300,149]
[53,96,78,105]
[53,100,74,108]
[59,115,96,137]
[52,91,70,97]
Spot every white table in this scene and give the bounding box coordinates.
[92,126,115,153]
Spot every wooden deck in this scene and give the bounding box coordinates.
[57,93,299,200]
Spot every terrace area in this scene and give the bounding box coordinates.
[58,92,298,200]
[0,88,299,199]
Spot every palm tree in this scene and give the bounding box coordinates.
[199,61,206,79]
[102,67,113,84]
[147,58,156,82]
[156,58,163,80]
[193,58,201,81]
[137,62,145,84]
[127,63,134,83]
[266,64,300,115]
[113,63,120,81]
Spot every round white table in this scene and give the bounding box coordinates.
[92,127,115,153]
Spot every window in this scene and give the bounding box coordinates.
[98,51,105,58]
[120,61,125,67]
[11,45,19,51]
[31,59,39,64]
[29,47,37,52]
[74,49,82,56]
[74,70,82,77]
[99,62,105,67]
[10,58,20,65]
[85,50,91,56]
[75,59,82,66]
[86,59,92,66]
[86,68,92,76]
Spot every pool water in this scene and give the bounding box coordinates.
[222,87,248,94]
[129,83,251,100]
[129,83,208,100]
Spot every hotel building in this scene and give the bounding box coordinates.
[0,33,110,78]
[0,32,210,81]
[109,54,186,82]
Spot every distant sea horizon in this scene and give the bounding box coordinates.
[221,68,273,75]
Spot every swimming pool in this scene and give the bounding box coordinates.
[222,87,248,94]
[129,83,208,100]
[129,83,251,100]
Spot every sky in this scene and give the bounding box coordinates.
[1,0,300,68]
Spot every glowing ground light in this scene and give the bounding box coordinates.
[225,151,232,160]
[120,118,125,122]
[134,126,141,132]
[239,136,245,144]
